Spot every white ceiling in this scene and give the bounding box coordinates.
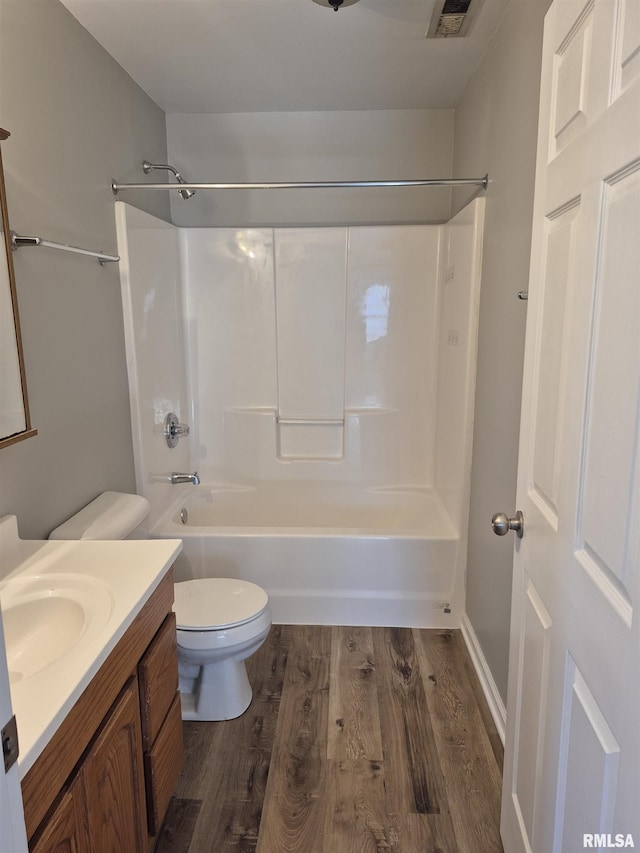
[59,0,510,114]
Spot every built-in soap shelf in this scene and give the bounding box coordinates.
[224,406,399,462]
[225,406,398,416]
[276,417,344,426]
[277,418,344,461]
[340,407,398,416]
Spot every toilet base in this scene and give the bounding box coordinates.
[179,656,253,721]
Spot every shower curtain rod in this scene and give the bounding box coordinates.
[111,174,488,193]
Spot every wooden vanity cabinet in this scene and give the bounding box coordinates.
[29,774,88,853]
[24,570,183,852]
[31,678,147,853]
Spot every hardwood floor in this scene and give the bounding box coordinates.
[155,626,503,853]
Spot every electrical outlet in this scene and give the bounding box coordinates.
[447,330,459,346]
[444,265,455,283]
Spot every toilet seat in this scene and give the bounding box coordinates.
[174,578,269,631]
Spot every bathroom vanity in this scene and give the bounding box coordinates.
[0,519,183,851]
[25,570,181,851]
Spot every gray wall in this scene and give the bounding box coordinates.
[453,0,552,703]
[0,1,552,706]
[0,0,169,539]
[166,109,455,226]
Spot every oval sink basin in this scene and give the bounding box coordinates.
[0,574,114,683]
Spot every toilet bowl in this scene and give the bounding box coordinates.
[49,491,272,722]
[174,577,271,721]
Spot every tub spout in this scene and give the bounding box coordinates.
[171,472,200,485]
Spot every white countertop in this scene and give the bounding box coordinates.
[0,519,182,777]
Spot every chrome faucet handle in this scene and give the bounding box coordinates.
[164,412,190,448]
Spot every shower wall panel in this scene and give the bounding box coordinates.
[183,224,442,488]
[275,228,347,421]
[346,226,440,486]
[115,203,190,526]
[434,198,485,532]
[180,228,277,482]
[275,228,347,460]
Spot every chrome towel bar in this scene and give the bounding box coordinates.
[11,232,119,265]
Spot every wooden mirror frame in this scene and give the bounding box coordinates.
[0,128,37,448]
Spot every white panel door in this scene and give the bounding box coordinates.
[501,1,640,851]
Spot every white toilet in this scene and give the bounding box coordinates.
[49,491,272,722]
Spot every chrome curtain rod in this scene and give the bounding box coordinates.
[11,232,119,265]
[111,174,488,193]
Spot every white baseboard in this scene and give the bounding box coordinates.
[460,613,507,745]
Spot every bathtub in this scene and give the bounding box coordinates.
[151,483,465,628]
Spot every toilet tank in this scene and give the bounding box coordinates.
[48,491,150,541]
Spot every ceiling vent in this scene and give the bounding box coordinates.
[426,0,480,38]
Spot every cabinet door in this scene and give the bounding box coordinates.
[81,679,146,853]
[30,774,88,853]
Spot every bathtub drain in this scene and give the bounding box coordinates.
[180,507,188,525]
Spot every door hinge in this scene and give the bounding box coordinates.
[2,715,19,773]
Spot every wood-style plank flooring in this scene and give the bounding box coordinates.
[155,626,503,853]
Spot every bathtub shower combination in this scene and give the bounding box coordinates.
[116,199,484,627]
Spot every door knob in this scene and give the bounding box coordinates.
[491,510,524,538]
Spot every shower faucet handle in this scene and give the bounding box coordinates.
[164,412,190,448]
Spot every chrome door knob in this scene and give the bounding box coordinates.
[491,510,524,538]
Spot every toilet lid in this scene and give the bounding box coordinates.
[174,578,269,630]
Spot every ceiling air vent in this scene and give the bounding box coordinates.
[426,0,480,38]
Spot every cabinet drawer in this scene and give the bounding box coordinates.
[138,613,178,750]
[144,692,183,836]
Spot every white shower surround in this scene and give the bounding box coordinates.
[116,199,484,627]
